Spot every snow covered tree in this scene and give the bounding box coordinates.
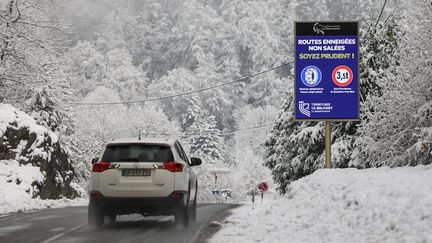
[151,68,200,127]
[126,104,183,139]
[352,18,405,167]
[120,0,173,79]
[73,86,182,181]
[181,96,204,131]
[264,95,325,193]
[188,115,224,163]
[0,0,67,106]
[358,20,402,101]
[73,87,127,179]
[102,48,148,100]
[401,0,432,166]
[353,2,432,168]
[291,0,329,21]
[186,112,227,202]
[27,87,64,134]
[230,105,276,200]
[326,0,377,22]
[231,148,272,201]
[65,41,105,98]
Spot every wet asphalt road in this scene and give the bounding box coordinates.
[0,204,235,243]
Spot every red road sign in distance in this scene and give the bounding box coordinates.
[257,182,268,192]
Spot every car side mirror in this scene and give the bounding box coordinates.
[190,157,202,166]
[91,157,99,164]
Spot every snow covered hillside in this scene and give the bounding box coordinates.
[211,165,432,243]
[0,104,83,214]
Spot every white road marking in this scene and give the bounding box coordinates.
[31,215,61,221]
[0,225,29,236]
[50,227,66,232]
[40,224,85,243]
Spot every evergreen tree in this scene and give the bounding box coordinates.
[187,112,227,202]
[264,95,324,193]
[28,87,64,134]
[181,96,204,130]
[188,115,224,163]
[358,20,401,101]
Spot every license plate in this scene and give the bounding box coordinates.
[122,169,151,177]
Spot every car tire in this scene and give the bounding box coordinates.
[107,215,116,224]
[190,181,198,222]
[174,206,189,227]
[174,189,190,227]
[88,201,104,227]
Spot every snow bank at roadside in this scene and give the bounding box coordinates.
[0,160,87,214]
[0,103,81,210]
[211,165,432,243]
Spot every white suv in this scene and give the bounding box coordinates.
[88,138,202,227]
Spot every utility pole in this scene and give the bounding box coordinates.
[325,121,332,168]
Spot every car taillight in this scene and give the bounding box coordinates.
[90,191,103,199]
[163,161,183,172]
[92,161,111,172]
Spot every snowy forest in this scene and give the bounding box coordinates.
[0,0,431,201]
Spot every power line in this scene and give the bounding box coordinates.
[383,0,399,24]
[72,61,294,106]
[219,123,275,136]
[375,0,388,27]
[142,123,275,137]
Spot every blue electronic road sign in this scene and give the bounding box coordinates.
[295,22,359,120]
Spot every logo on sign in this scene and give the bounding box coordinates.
[301,66,322,87]
[332,65,353,87]
[313,23,341,35]
[299,101,310,117]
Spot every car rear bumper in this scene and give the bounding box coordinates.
[89,190,187,216]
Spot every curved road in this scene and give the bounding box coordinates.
[0,204,236,243]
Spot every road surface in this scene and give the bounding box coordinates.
[0,203,236,243]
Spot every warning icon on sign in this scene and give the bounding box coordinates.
[301,66,322,87]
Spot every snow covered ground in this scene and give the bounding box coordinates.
[0,160,87,215]
[211,165,432,243]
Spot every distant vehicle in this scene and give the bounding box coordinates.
[88,138,202,227]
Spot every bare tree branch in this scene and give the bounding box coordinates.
[12,0,21,23]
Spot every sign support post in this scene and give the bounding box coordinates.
[325,121,332,168]
[257,181,268,204]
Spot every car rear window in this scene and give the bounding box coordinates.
[101,144,174,162]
